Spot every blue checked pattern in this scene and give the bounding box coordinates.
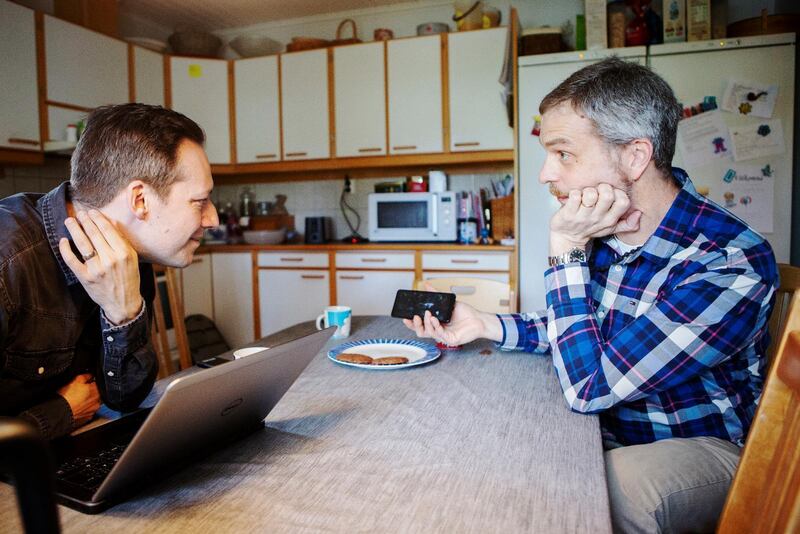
[499,169,778,446]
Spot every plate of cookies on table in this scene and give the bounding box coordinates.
[328,338,440,370]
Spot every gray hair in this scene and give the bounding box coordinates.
[539,57,682,172]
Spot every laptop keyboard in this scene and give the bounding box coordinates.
[55,441,129,492]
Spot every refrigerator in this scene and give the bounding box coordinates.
[517,34,796,312]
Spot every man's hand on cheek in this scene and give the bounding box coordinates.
[549,184,642,256]
[58,210,144,325]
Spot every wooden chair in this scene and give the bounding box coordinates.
[415,277,516,314]
[717,308,800,532]
[766,263,800,367]
[150,265,192,377]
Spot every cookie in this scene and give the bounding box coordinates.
[336,353,374,364]
[372,356,409,365]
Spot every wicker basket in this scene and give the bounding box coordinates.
[490,195,514,240]
[330,19,362,46]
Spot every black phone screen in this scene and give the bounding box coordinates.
[391,289,456,323]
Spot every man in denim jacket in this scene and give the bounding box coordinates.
[0,104,219,439]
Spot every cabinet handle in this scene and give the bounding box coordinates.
[7,138,40,146]
[340,275,365,280]
[301,274,325,280]
[361,258,387,263]
[285,151,308,157]
[454,142,480,147]
[451,259,479,264]
[357,147,382,153]
[392,145,417,151]
[255,153,277,159]
[280,257,304,262]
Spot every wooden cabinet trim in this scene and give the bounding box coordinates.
[35,11,48,147]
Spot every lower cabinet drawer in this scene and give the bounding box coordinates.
[421,251,510,271]
[258,269,330,336]
[422,271,509,284]
[258,252,329,268]
[335,251,415,269]
[336,270,415,316]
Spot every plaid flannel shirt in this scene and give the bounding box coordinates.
[498,169,778,446]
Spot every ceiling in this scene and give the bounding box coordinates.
[118,0,415,32]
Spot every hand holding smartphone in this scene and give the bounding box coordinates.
[391,289,456,324]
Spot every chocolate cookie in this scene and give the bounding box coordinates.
[336,353,374,364]
[372,356,409,365]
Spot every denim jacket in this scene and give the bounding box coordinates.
[0,183,158,439]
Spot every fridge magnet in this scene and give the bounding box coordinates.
[730,119,785,162]
[530,115,541,136]
[721,80,778,118]
[676,110,732,169]
[714,164,774,233]
[188,64,203,78]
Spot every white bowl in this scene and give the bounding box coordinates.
[229,34,283,57]
[243,228,286,245]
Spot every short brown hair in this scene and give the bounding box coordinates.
[70,103,205,207]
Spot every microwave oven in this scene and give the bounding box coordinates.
[368,192,457,242]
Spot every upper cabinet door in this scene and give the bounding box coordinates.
[170,57,230,164]
[0,1,40,151]
[234,56,281,164]
[133,46,164,107]
[45,15,128,108]
[447,28,512,152]
[280,49,330,161]
[387,35,443,155]
[334,42,386,158]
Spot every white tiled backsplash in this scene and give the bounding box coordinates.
[1,161,505,241]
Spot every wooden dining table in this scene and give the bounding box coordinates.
[1,315,611,533]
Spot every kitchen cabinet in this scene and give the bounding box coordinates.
[180,254,214,319]
[234,56,281,164]
[44,15,128,109]
[335,251,415,315]
[170,57,230,164]
[333,42,386,158]
[421,249,512,285]
[280,49,330,161]
[0,0,40,152]
[133,45,164,106]
[211,252,253,348]
[387,35,443,155]
[257,251,329,336]
[447,27,513,152]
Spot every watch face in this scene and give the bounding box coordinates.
[568,248,587,263]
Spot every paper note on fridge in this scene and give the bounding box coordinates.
[721,80,778,118]
[676,110,733,169]
[730,119,786,162]
[716,164,775,233]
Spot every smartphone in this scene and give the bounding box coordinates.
[391,289,456,324]
[196,356,232,368]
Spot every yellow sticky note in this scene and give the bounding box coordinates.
[188,64,203,78]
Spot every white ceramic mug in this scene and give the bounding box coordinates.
[316,305,352,339]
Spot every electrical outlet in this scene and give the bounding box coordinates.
[344,176,354,194]
[348,178,355,194]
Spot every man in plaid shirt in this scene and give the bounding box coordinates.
[405,57,778,532]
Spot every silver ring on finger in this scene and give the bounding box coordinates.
[82,249,97,262]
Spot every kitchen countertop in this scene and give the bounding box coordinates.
[198,242,515,253]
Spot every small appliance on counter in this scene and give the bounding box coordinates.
[305,216,332,244]
[368,192,457,242]
[428,171,447,193]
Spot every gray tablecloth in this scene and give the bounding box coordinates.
[1,316,611,533]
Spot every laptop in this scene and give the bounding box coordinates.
[46,327,334,514]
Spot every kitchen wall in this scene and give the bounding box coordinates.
[0,161,506,241]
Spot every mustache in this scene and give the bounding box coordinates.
[549,184,568,198]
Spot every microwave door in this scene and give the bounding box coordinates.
[372,196,432,241]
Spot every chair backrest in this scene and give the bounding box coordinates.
[766,263,800,367]
[151,265,192,376]
[717,326,800,534]
[415,277,516,314]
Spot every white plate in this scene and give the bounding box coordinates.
[328,338,440,370]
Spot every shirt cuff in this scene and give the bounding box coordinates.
[100,300,146,331]
[495,313,525,351]
[18,395,74,440]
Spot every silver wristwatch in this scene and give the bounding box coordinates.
[548,247,587,267]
